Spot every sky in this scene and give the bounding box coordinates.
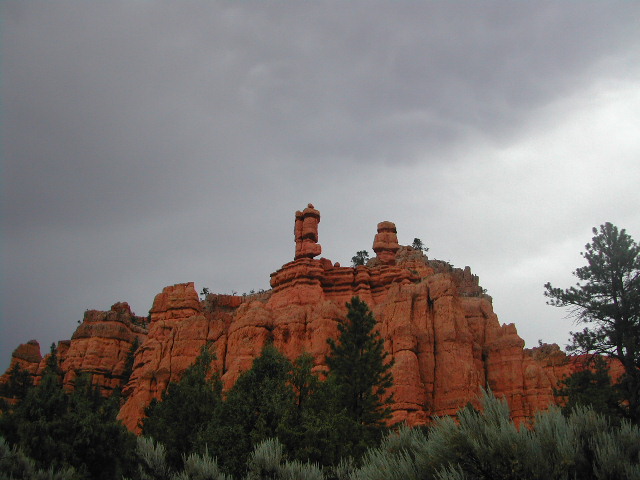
[2,1,640,371]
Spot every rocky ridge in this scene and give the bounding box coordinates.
[2,303,147,395]
[1,204,614,432]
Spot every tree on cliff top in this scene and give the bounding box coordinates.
[545,222,640,422]
[351,250,370,267]
[326,296,394,452]
[411,237,429,252]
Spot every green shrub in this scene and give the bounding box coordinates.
[0,436,78,480]
[350,390,640,480]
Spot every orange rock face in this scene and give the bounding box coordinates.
[0,304,148,394]
[118,282,229,431]
[294,204,321,260]
[372,221,400,265]
[2,204,620,432]
[0,340,43,389]
[60,302,148,394]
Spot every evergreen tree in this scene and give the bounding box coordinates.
[351,251,370,267]
[545,222,640,421]
[2,344,69,467]
[121,338,140,387]
[44,343,64,378]
[289,353,318,414]
[292,375,359,467]
[62,374,137,480]
[276,352,319,451]
[277,353,350,466]
[9,367,70,469]
[0,345,136,479]
[143,343,222,469]
[198,344,295,478]
[0,363,33,403]
[555,357,624,421]
[411,238,428,253]
[326,297,394,456]
[0,436,78,480]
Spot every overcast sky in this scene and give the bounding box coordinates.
[2,1,640,371]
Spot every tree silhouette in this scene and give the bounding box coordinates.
[545,222,640,421]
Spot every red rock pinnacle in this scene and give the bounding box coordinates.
[294,203,321,260]
[373,221,400,265]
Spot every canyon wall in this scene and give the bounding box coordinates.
[2,205,613,432]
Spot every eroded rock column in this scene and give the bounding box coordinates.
[294,203,321,260]
[373,221,400,265]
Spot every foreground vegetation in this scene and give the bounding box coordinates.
[2,391,640,480]
[131,392,640,480]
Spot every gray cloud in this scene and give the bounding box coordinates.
[2,1,640,369]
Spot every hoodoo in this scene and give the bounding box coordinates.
[2,204,617,432]
[294,203,322,260]
[372,221,400,265]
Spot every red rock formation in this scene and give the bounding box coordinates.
[116,208,573,430]
[0,340,43,389]
[372,221,400,265]
[2,204,624,432]
[1,303,147,395]
[60,302,148,394]
[294,203,321,260]
[118,283,229,431]
[529,343,626,391]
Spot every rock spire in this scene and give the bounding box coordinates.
[294,203,321,260]
[373,221,400,265]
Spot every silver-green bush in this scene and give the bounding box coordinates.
[350,390,640,480]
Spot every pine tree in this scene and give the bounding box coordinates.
[277,352,348,466]
[0,351,135,479]
[0,436,78,480]
[121,338,139,387]
[411,238,428,253]
[326,297,394,455]
[197,344,295,477]
[545,222,640,421]
[8,347,70,469]
[0,363,33,403]
[44,343,63,378]
[351,251,370,267]
[64,373,137,479]
[555,357,624,421]
[143,343,222,470]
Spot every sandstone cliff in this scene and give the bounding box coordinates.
[1,205,612,432]
[1,303,148,394]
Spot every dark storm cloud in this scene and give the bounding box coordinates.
[6,2,638,229]
[2,1,640,368]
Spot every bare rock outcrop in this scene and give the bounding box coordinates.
[3,204,616,432]
[0,340,43,386]
[61,302,148,394]
[118,282,228,431]
[115,205,579,430]
[372,221,400,265]
[294,203,321,260]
